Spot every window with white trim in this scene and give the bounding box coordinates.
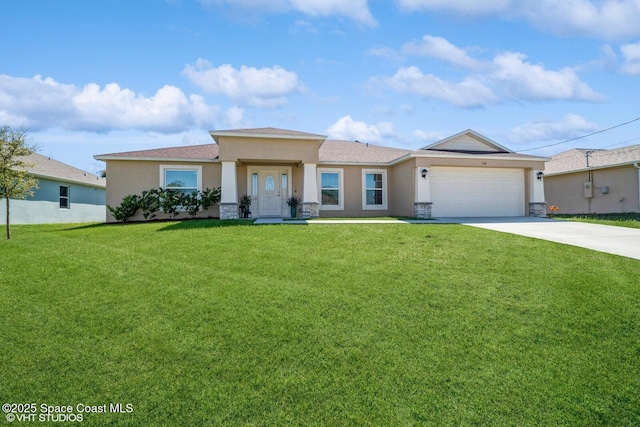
[160,165,202,196]
[59,185,69,209]
[362,169,387,210]
[318,168,343,210]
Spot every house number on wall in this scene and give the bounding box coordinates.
[481,162,487,165]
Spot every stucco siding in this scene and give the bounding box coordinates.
[318,165,393,217]
[104,160,221,222]
[219,137,320,163]
[545,165,640,214]
[390,159,416,217]
[1,178,106,224]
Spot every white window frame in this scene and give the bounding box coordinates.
[362,169,388,210]
[159,165,203,211]
[59,185,70,209]
[159,165,203,193]
[317,168,344,210]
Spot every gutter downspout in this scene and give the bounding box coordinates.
[635,162,640,210]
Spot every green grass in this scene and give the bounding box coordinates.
[1,220,639,426]
[554,212,640,229]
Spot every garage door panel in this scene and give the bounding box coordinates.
[430,167,524,217]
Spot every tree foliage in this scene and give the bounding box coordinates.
[0,126,39,239]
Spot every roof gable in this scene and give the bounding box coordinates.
[421,129,511,154]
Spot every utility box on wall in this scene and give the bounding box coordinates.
[584,181,593,198]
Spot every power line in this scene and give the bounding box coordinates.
[517,116,640,153]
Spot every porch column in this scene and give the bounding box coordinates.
[302,163,319,218]
[414,167,432,219]
[220,161,239,219]
[529,169,546,217]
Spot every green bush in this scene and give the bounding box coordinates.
[107,194,140,222]
[108,187,221,222]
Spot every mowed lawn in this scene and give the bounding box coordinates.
[1,221,639,426]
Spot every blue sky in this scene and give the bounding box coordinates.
[3,0,640,173]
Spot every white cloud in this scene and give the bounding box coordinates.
[376,66,496,108]
[490,52,604,102]
[413,129,443,143]
[0,74,218,133]
[397,0,510,15]
[620,41,640,74]
[396,0,640,40]
[225,106,246,128]
[402,35,484,69]
[506,114,598,144]
[182,59,303,108]
[326,115,396,143]
[370,36,603,107]
[199,0,377,26]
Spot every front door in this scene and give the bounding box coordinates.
[258,170,282,217]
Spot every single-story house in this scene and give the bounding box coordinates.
[94,127,549,222]
[1,152,106,224]
[544,144,640,214]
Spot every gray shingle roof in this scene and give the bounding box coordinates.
[95,143,219,161]
[545,144,640,175]
[22,152,106,188]
[319,140,412,163]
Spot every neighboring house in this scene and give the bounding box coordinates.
[94,127,548,222]
[544,144,640,214]
[0,152,106,224]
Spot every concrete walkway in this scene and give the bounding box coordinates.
[253,216,640,260]
[441,217,640,260]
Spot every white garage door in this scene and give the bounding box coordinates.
[430,167,525,217]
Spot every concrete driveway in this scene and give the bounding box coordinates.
[436,217,640,260]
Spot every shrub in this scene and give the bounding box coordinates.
[107,187,222,222]
[200,187,221,212]
[140,189,160,220]
[107,194,140,222]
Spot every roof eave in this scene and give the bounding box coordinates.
[209,130,327,143]
[411,152,550,162]
[545,161,640,177]
[28,172,106,188]
[94,155,218,163]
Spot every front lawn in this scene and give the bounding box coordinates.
[1,221,639,426]
[553,212,640,229]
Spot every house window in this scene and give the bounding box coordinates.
[160,165,202,199]
[59,185,69,209]
[362,169,387,210]
[252,173,258,197]
[318,168,343,210]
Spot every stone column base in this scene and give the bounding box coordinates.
[220,202,239,220]
[529,202,547,218]
[414,202,432,219]
[302,202,319,219]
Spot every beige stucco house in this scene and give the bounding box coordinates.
[544,144,640,214]
[94,127,549,222]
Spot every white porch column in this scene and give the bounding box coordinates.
[221,162,238,203]
[302,163,319,218]
[529,169,546,217]
[414,167,432,219]
[303,163,318,203]
[220,161,239,219]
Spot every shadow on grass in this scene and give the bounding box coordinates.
[158,218,256,231]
